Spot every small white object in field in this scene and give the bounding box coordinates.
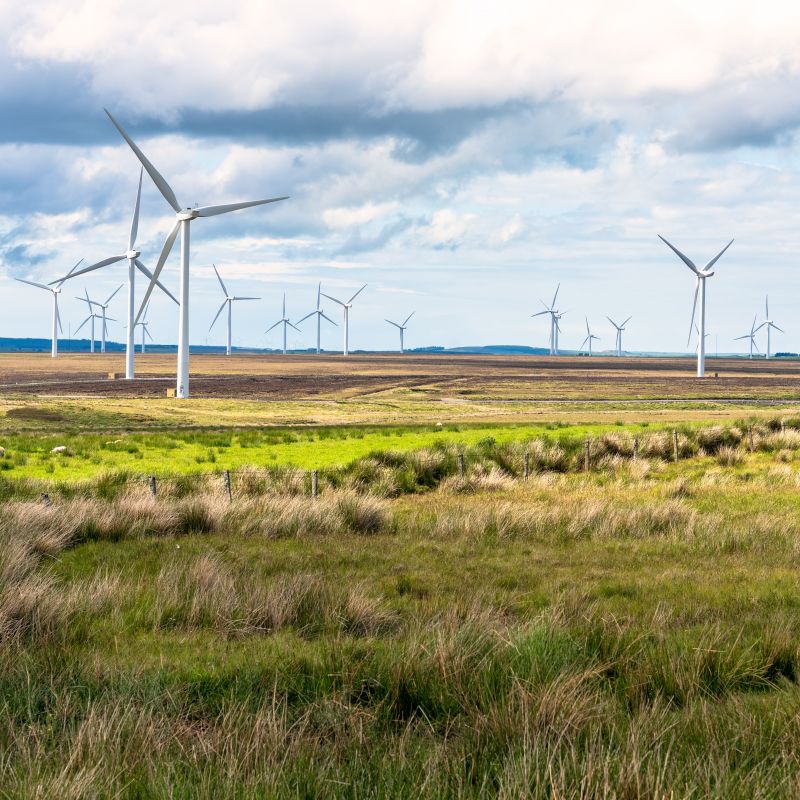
[436,422,442,427]
[0,447,5,457]
[51,446,67,454]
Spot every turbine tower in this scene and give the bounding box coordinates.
[734,316,762,359]
[761,296,784,359]
[296,283,337,354]
[658,235,734,378]
[104,109,288,398]
[580,317,600,355]
[265,294,300,354]
[531,285,561,355]
[321,285,367,356]
[52,169,178,379]
[15,259,83,357]
[606,316,631,357]
[385,312,415,353]
[77,286,122,353]
[208,264,259,356]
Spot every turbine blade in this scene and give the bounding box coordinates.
[773,323,785,333]
[385,319,401,329]
[531,310,549,317]
[74,315,91,334]
[15,277,50,292]
[265,320,282,334]
[703,239,734,272]
[104,283,124,305]
[209,299,227,332]
[56,304,63,334]
[134,259,178,305]
[232,296,259,301]
[658,234,700,274]
[195,197,289,217]
[347,283,367,304]
[316,282,321,310]
[321,313,337,326]
[551,284,560,308]
[296,312,315,324]
[135,219,180,324]
[212,264,229,296]
[621,316,632,327]
[105,109,181,213]
[129,167,143,250]
[51,254,126,283]
[145,327,154,342]
[402,311,415,326]
[320,292,346,308]
[580,336,589,349]
[288,321,302,333]
[687,278,700,347]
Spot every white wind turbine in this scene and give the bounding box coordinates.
[296,283,337,354]
[531,285,561,355]
[321,285,367,356]
[52,169,177,379]
[133,303,154,354]
[385,312,415,353]
[104,109,288,398]
[580,317,600,355]
[761,296,784,359]
[658,235,734,378]
[265,294,300,354]
[78,286,123,353]
[606,316,631,357]
[15,259,83,357]
[734,315,762,359]
[208,264,259,356]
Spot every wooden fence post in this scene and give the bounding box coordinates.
[673,430,679,463]
[781,420,786,434]
[748,427,754,452]
[223,470,233,502]
[524,452,530,480]
[632,437,638,461]
[311,470,319,498]
[584,439,590,472]
[149,476,157,498]
[458,453,465,478]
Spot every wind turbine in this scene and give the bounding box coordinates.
[734,315,762,359]
[606,316,631,357]
[104,109,288,398]
[580,317,600,355]
[385,312,415,353]
[78,286,123,353]
[15,259,83,357]
[658,235,734,378]
[208,264,259,356]
[133,302,154,354]
[51,169,178,380]
[761,296,784,359]
[265,294,300,354]
[531,285,561,355]
[321,285,367,356]
[296,283,337,354]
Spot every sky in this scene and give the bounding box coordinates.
[2,0,800,354]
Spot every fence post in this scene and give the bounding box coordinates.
[41,493,51,507]
[524,452,530,480]
[149,476,157,498]
[311,470,319,498]
[632,437,638,461]
[584,439,590,472]
[673,430,679,463]
[748,426,754,452]
[458,453,465,478]
[223,470,233,502]
[781,420,786,434]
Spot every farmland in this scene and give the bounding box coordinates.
[3,353,800,796]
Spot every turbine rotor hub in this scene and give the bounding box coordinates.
[177,209,198,221]
[126,249,140,259]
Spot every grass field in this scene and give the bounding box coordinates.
[3,354,800,796]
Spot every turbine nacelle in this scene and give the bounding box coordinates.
[125,249,141,260]
[177,209,199,221]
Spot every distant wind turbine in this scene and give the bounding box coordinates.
[208,264,259,356]
[658,235,734,377]
[77,286,123,353]
[580,317,600,355]
[265,294,300,354]
[761,296,784,359]
[385,312,415,353]
[134,303,153,353]
[15,259,83,357]
[51,169,178,379]
[734,315,762,359]
[606,316,631,357]
[321,284,367,356]
[296,283,337,354]
[104,109,288,397]
[531,285,561,355]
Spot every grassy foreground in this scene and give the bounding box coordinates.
[4,421,800,796]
